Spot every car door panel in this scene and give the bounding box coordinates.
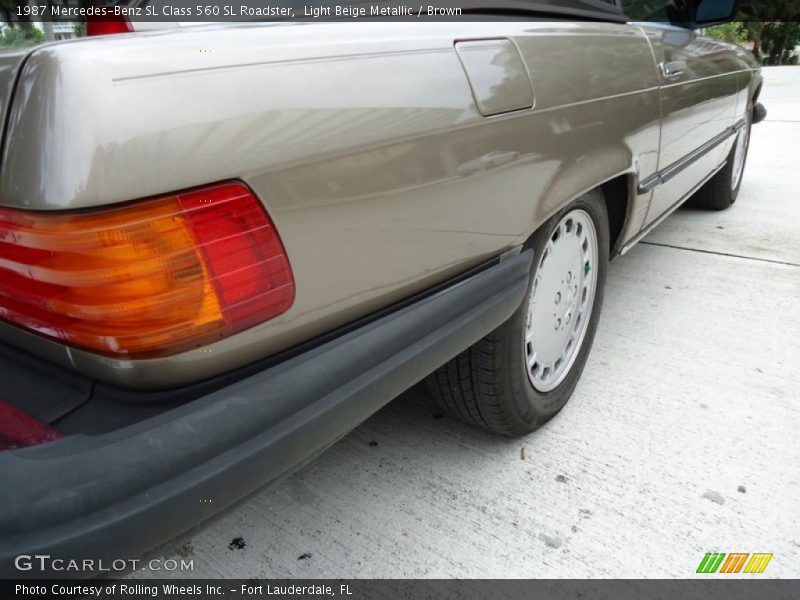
[639,24,741,224]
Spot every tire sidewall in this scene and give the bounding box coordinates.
[730,106,753,202]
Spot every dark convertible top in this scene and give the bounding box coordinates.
[463,0,628,21]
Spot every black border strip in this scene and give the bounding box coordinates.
[0,252,532,577]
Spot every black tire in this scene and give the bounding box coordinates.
[425,190,610,437]
[689,109,752,211]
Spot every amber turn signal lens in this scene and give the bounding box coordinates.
[0,183,294,359]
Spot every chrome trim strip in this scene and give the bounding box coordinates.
[638,118,745,195]
[622,161,727,255]
[530,85,661,117]
[658,70,752,89]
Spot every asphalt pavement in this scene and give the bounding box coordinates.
[132,66,800,579]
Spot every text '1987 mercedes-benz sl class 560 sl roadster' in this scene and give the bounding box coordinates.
[0,0,765,576]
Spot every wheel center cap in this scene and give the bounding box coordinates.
[554,277,578,330]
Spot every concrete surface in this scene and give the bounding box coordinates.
[133,66,800,579]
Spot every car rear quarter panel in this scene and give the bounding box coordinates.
[0,22,661,389]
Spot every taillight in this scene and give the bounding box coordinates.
[0,401,62,452]
[0,183,295,359]
[85,16,133,37]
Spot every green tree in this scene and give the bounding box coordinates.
[0,0,34,33]
[761,22,800,65]
[738,0,800,60]
[1,25,44,46]
[705,23,748,44]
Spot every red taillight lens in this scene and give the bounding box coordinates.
[0,183,295,359]
[85,16,133,37]
[0,401,62,452]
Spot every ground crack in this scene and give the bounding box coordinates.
[639,241,800,268]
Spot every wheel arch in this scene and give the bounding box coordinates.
[599,174,635,260]
[523,143,638,251]
[752,81,763,106]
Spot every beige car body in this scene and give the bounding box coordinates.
[0,21,761,389]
